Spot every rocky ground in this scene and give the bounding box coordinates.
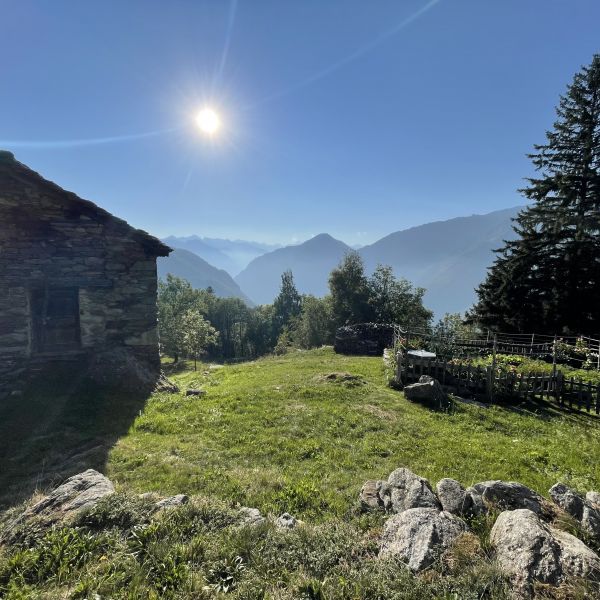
[1,467,599,598]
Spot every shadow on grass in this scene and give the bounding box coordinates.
[0,364,150,510]
[492,393,600,424]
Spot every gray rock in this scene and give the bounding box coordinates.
[359,479,386,511]
[275,512,297,529]
[436,478,473,516]
[490,509,600,597]
[238,507,266,526]
[550,482,600,539]
[404,377,448,409]
[549,482,585,519]
[586,491,600,510]
[155,494,189,509]
[10,469,114,534]
[464,486,488,517]
[582,504,600,539]
[385,468,441,513]
[185,389,206,397]
[379,507,467,571]
[472,480,544,513]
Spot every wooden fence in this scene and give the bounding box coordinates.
[396,352,600,414]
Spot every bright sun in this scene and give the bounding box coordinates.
[196,108,221,135]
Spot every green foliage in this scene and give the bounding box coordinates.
[473,54,600,334]
[329,254,432,329]
[292,295,334,349]
[328,252,371,326]
[181,309,219,369]
[273,270,302,335]
[74,493,155,531]
[368,264,432,328]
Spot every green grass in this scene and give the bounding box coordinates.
[1,347,599,598]
[104,348,600,519]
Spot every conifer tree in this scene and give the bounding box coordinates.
[473,55,600,334]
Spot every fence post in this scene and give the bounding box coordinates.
[486,366,494,404]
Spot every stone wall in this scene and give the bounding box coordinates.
[0,152,169,397]
[334,323,395,356]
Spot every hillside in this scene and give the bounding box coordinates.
[157,248,252,304]
[359,206,522,316]
[1,348,599,598]
[232,208,521,314]
[162,235,280,275]
[235,233,351,304]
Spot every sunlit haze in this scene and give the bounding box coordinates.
[1,1,599,245]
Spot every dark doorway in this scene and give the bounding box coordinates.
[31,287,81,353]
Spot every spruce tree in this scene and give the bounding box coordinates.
[473,55,600,334]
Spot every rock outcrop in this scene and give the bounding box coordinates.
[436,478,484,517]
[549,482,600,538]
[3,469,114,541]
[380,507,467,571]
[470,480,546,514]
[490,509,600,597]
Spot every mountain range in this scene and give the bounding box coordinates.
[160,206,522,317]
[161,235,280,275]
[157,249,252,304]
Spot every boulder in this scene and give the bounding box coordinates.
[238,507,266,527]
[359,480,386,511]
[471,480,545,514]
[586,491,600,510]
[385,468,441,513]
[404,377,448,410]
[550,482,600,539]
[275,512,298,529]
[436,478,478,517]
[155,494,189,510]
[549,483,585,519]
[379,507,467,571]
[490,509,600,597]
[7,469,114,536]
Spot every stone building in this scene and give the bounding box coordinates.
[0,151,171,396]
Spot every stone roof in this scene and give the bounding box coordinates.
[0,150,171,257]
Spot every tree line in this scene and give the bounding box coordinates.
[157,252,432,363]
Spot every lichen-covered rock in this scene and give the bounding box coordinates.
[238,507,266,526]
[384,468,441,513]
[359,480,386,511]
[549,482,585,519]
[550,482,600,539]
[471,480,544,514]
[155,494,189,510]
[4,469,114,540]
[275,512,298,529]
[436,478,476,516]
[490,509,600,597]
[586,491,600,510]
[379,508,467,571]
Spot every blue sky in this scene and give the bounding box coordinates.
[1,1,598,245]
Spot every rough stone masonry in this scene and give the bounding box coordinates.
[0,151,171,397]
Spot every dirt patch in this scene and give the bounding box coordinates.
[317,372,365,386]
[361,404,397,421]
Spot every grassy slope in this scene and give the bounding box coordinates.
[2,348,600,599]
[106,347,600,519]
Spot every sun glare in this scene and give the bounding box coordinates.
[196,108,221,135]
